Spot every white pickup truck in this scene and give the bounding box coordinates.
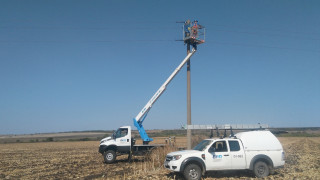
[164,130,285,179]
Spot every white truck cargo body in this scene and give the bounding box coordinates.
[236,131,285,169]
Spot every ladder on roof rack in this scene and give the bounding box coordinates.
[183,124,269,130]
[182,124,269,138]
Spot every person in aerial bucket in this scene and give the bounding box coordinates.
[192,20,202,39]
[184,19,191,38]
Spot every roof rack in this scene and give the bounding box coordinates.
[183,124,268,130]
[182,124,269,138]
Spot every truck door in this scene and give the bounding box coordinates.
[228,140,246,169]
[115,128,131,152]
[205,140,232,170]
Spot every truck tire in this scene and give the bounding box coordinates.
[103,150,116,164]
[253,161,269,178]
[183,164,201,180]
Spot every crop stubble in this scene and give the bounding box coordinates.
[0,137,319,179]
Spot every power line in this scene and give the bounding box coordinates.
[206,40,320,53]
[1,24,319,41]
[206,23,320,36]
[0,39,173,43]
[1,39,319,53]
[211,29,320,41]
[0,25,177,30]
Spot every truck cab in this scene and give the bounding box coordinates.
[99,126,132,163]
[165,130,285,180]
[205,139,246,170]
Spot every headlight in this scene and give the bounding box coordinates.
[100,140,107,144]
[172,155,182,161]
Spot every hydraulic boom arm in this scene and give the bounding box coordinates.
[133,48,197,144]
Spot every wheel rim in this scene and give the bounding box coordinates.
[257,165,266,175]
[188,168,199,179]
[106,153,113,161]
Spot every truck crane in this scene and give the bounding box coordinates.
[99,48,197,163]
[134,48,197,145]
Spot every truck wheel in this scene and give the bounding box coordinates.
[183,164,201,180]
[253,161,269,178]
[103,150,116,164]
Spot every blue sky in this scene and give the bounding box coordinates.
[0,0,319,134]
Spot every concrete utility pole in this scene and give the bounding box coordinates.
[182,19,205,149]
[187,44,192,149]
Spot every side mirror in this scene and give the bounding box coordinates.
[208,147,216,153]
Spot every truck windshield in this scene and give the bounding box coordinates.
[193,140,212,151]
[111,130,117,139]
[112,128,128,139]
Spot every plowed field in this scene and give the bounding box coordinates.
[0,137,319,179]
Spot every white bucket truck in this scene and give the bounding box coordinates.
[99,49,197,163]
